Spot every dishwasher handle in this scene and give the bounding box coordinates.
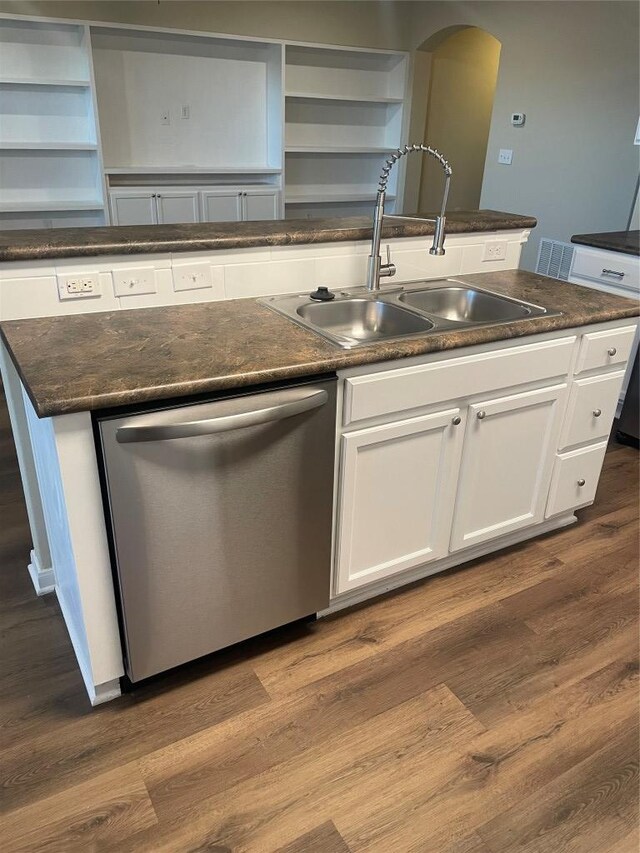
[116,387,328,443]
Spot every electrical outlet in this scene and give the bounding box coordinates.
[483,241,508,262]
[112,268,157,297]
[498,148,513,165]
[173,263,212,292]
[181,104,190,120]
[57,273,100,300]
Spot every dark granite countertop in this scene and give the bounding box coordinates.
[0,210,536,262]
[2,270,637,418]
[571,230,640,257]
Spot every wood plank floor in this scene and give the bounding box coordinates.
[0,385,638,852]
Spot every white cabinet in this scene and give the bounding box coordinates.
[109,191,156,226]
[334,407,465,594]
[155,190,199,224]
[201,189,280,222]
[450,384,567,552]
[111,187,280,226]
[546,442,608,518]
[200,191,243,223]
[110,189,199,226]
[243,190,280,221]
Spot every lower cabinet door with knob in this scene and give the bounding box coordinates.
[334,407,466,594]
[155,190,200,224]
[200,191,244,223]
[545,441,608,518]
[450,383,568,552]
[109,191,157,226]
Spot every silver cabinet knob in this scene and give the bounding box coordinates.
[477,411,486,420]
[607,347,617,356]
[593,408,602,417]
[452,416,461,426]
[577,478,586,487]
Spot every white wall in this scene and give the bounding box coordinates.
[408,1,640,270]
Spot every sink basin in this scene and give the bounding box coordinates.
[297,298,434,344]
[400,286,534,324]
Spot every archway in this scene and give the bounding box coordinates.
[409,26,501,214]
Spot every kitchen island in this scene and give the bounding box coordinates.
[1,213,638,704]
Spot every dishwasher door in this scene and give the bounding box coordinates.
[98,379,337,682]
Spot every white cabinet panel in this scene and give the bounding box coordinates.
[335,408,465,594]
[243,190,279,221]
[109,191,156,226]
[155,190,199,224]
[559,370,625,450]
[200,191,243,223]
[450,383,567,552]
[546,442,608,518]
[574,325,637,374]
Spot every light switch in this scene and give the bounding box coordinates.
[498,149,513,165]
[113,267,157,297]
[173,263,212,292]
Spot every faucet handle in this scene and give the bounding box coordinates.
[380,244,397,279]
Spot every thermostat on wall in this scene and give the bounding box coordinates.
[511,113,526,127]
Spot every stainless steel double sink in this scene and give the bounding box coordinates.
[260,279,561,349]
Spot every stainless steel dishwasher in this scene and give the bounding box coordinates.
[97,377,337,682]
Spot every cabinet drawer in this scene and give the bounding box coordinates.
[343,336,575,426]
[574,325,636,375]
[560,370,625,449]
[546,442,608,518]
[571,247,639,290]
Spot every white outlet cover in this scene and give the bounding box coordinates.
[482,240,508,262]
[113,267,157,297]
[57,273,100,301]
[173,263,213,292]
[498,148,513,165]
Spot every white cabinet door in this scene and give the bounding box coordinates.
[155,190,200,224]
[243,190,280,221]
[335,407,465,594]
[109,191,157,226]
[450,383,568,552]
[200,191,243,223]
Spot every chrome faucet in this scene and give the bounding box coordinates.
[366,144,452,291]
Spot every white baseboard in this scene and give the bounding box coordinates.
[322,513,577,616]
[27,549,55,596]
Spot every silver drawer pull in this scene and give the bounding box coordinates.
[452,416,461,426]
[608,347,617,357]
[477,410,486,420]
[601,269,625,279]
[577,478,586,487]
[593,408,602,417]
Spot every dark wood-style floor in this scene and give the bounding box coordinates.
[1,384,638,853]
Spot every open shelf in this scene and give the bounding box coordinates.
[0,199,104,212]
[285,91,403,105]
[285,44,406,101]
[286,190,394,204]
[0,18,91,82]
[104,165,282,175]
[0,141,98,150]
[285,145,395,155]
[0,76,91,87]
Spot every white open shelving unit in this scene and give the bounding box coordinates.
[0,17,106,229]
[0,13,410,228]
[284,44,408,219]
